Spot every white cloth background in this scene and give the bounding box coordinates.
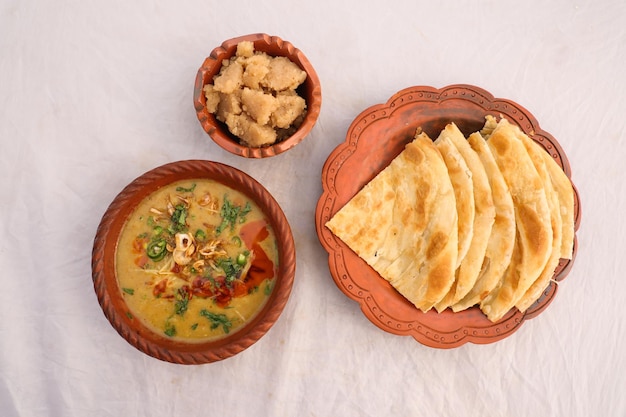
[1,0,625,416]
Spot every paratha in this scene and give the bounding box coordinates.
[326,133,458,312]
[325,114,573,324]
[540,148,575,259]
[434,123,496,312]
[434,127,475,268]
[479,117,553,322]
[515,133,563,312]
[452,131,516,313]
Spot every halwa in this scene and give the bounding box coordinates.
[204,41,307,147]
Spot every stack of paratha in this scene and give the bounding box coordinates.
[326,116,575,323]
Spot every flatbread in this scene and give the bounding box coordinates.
[434,123,496,312]
[451,131,516,312]
[515,134,563,312]
[479,118,553,322]
[540,149,575,259]
[325,115,573,323]
[434,128,475,269]
[325,133,458,312]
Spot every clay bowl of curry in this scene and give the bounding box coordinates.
[194,33,322,158]
[92,160,296,364]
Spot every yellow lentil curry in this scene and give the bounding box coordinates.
[115,179,278,342]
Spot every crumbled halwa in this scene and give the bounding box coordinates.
[204,41,307,148]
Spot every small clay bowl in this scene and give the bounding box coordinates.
[194,33,322,158]
[92,160,296,364]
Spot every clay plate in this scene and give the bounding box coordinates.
[194,33,322,158]
[315,84,581,348]
[92,160,296,363]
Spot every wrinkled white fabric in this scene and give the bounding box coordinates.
[1,0,625,416]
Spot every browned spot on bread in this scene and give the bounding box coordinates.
[427,231,448,259]
[489,136,510,155]
[518,204,550,257]
[404,142,425,164]
[353,193,367,208]
[426,261,454,298]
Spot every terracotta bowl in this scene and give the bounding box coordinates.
[315,84,581,349]
[193,33,322,158]
[92,160,296,363]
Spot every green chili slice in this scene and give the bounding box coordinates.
[195,229,207,241]
[146,238,167,261]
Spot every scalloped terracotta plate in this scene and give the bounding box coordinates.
[92,160,296,363]
[315,85,581,348]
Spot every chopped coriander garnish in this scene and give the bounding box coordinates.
[216,195,251,235]
[200,310,233,334]
[169,204,188,234]
[164,323,176,337]
[216,257,242,285]
[174,288,189,316]
[239,202,251,223]
[122,288,135,295]
[176,183,196,193]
